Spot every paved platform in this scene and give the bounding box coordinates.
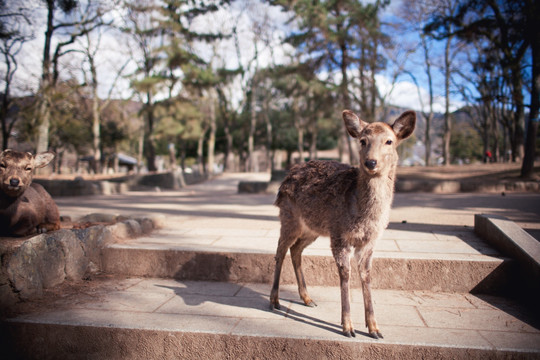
[4,278,540,359]
[3,172,540,359]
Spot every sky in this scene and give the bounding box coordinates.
[6,0,465,115]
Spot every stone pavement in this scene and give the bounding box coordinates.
[3,172,540,359]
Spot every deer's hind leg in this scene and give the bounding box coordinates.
[290,233,318,307]
[270,208,303,310]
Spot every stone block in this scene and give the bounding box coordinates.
[238,181,269,193]
[78,213,118,223]
[55,230,88,281]
[122,219,142,237]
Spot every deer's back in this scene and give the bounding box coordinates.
[275,160,358,207]
[275,160,394,242]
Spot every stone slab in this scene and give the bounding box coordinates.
[2,278,538,359]
[475,214,540,302]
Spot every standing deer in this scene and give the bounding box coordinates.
[270,109,416,339]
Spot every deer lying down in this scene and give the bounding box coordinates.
[0,149,60,237]
[270,110,416,339]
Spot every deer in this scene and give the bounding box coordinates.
[269,109,416,339]
[0,149,61,237]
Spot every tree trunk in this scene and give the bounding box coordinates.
[207,92,216,174]
[521,5,539,178]
[296,126,304,164]
[424,113,433,166]
[90,60,101,174]
[247,87,256,172]
[144,91,157,172]
[36,0,55,155]
[442,35,452,165]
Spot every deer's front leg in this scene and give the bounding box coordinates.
[356,245,383,339]
[332,242,354,337]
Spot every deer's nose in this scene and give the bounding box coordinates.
[9,178,20,187]
[365,160,377,170]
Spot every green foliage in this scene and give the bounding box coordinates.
[153,97,204,156]
[450,124,483,163]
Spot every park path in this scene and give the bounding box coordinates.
[4,172,539,359]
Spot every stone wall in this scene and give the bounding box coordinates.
[0,215,161,311]
[35,170,208,197]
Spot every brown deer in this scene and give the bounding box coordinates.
[270,109,416,339]
[0,149,60,237]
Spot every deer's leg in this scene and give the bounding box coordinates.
[290,234,318,307]
[10,204,39,236]
[331,242,354,337]
[355,245,383,339]
[270,210,301,310]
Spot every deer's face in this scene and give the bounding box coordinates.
[342,110,416,177]
[0,150,55,197]
[357,123,398,176]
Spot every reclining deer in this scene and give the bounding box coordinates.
[270,109,416,338]
[0,149,60,237]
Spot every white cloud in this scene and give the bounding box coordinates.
[375,74,463,113]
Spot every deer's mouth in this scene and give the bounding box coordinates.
[2,183,23,196]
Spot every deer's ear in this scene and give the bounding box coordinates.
[392,110,416,141]
[34,151,55,168]
[342,110,368,138]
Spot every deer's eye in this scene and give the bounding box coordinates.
[25,166,32,171]
[385,140,393,145]
[360,139,367,146]
[0,162,5,169]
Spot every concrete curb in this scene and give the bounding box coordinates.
[3,321,535,360]
[102,246,514,294]
[474,214,540,301]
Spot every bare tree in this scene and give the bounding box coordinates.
[78,27,129,173]
[0,2,33,149]
[398,0,439,166]
[35,0,108,159]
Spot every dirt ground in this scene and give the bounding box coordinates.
[396,162,539,181]
[36,162,539,182]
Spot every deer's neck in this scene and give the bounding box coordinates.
[356,167,396,229]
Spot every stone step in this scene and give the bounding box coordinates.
[102,225,516,295]
[3,278,539,359]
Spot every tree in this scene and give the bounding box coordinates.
[398,0,438,166]
[124,0,228,172]
[76,5,128,173]
[424,0,464,166]
[122,0,163,171]
[272,0,389,165]
[35,0,108,157]
[426,0,532,167]
[0,1,32,149]
[520,0,539,178]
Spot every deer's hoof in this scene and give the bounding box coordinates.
[369,331,383,339]
[305,300,317,307]
[269,302,281,311]
[343,330,356,338]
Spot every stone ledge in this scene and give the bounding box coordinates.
[239,178,540,194]
[474,214,540,302]
[35,171,208,197]
[396,179,540,193]
[0,215,162,308]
